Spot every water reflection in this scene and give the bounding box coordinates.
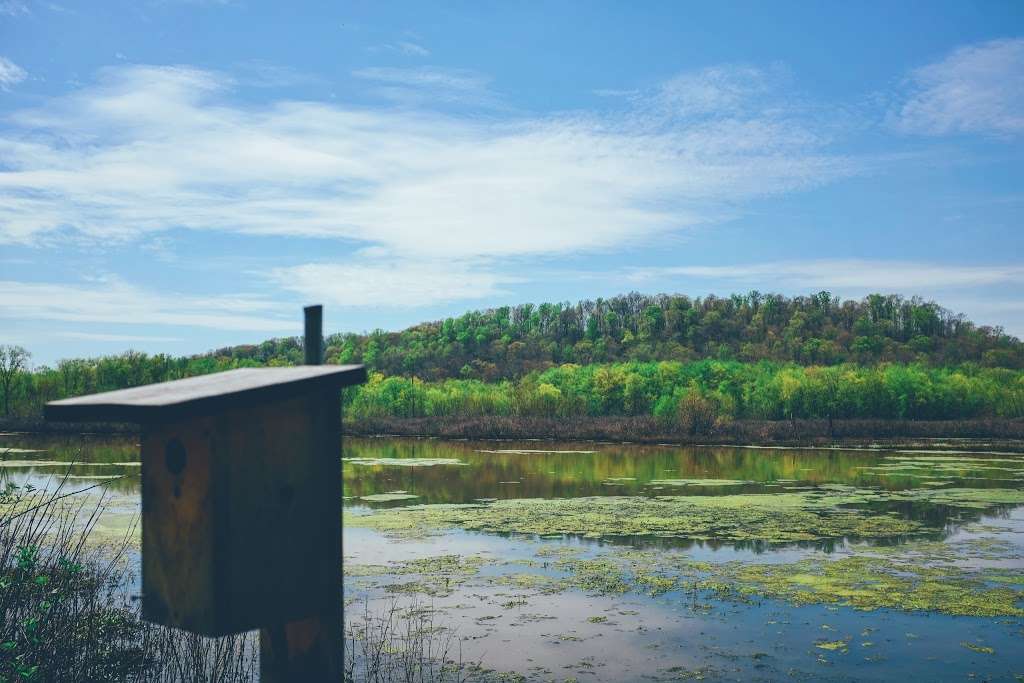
[342,438,1024,503]
[3,432,1023,680]
[2,433,1023,550]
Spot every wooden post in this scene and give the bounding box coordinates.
[260,303,342,682]
[304,304,323,366]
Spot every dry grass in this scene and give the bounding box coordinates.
[0,462,488,682]
[344,599,480,683]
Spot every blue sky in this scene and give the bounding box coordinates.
[1,1,1022,366]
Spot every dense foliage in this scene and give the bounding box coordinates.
[323,291,1024,379]
[2,292,1023,424]
[346,361,1024,425]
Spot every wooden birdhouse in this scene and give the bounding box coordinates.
[44,309,365,643]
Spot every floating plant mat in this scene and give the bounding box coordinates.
[344,457,465,467]
[344,486,1024,543]
[346,526,1024,618]
[855,453,1024,481]
[474,449,597,455]
[359,491,420,502]
[0,460,139,468]
[648,479,755,487]
[345,494,916,542]
[63,474,128,480]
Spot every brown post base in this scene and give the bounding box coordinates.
[260,616,342,682]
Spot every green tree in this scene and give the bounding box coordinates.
[0,345,30,416]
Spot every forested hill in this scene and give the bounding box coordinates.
[214,292,1023,378]
[6,291,1024,425]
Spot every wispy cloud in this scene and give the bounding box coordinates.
[0,63,854,266]
[396,41,430,57]
[592,88,640,99]
[0,277,292,331]
[652,64,781,117]
[353,65,487,90]
[269,259,522,308]
[57,331,185,343]
[372,41,431,57]
[0,63,868,307]
[895,38,1024,137]
[352,65,497,105]
[626,259,1024,291]
[0,57,27,90]
[0,1,29,16]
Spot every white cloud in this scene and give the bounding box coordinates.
[0,278,293,331]
[352,65,497,105]
[373,41,431,57]
[0,1,29,16]
[0,56,27,90]
[269,259,521,308]
[653,64,778,117]
[593,88,639,98]
[896,38,1024,137]
[398,41,430,57]
[0,63,854,263]
[58,332,185,342]
[627,259,1024,291]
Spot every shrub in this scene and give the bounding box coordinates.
[677,392,718,436]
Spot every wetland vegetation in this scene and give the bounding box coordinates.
[1,433,1021,680]
[2,288,1023,678]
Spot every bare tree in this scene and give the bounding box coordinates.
[0,345,30,416]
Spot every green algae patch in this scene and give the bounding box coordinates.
[490,572,565,594]
[534,545,584,559]
[475,449,596,455]
[634,572,677,596]
[385,542,1012,618]
[345,563,390,577]
[344,493,925,543]
[344,457,465,467]
[892,487,1024,509]
[961,642,995,655]
[721,555,1024,618]
[359,492,420,502]
[648,479,755,487]
[856,453,1024,485]
[556,558,632,595]
[64,474,128,480]
[388,554,486,576]
[815,640,849,652]
[451,538,1024,620]
[344,554,487,597]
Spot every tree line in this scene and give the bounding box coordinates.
[1,291,1022,422]
[346,361,1024,428]
[324,291,1022,378]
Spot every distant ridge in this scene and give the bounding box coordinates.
[201,291,1023,378]
[7,291,1024,429]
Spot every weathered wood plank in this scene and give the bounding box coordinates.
[44,365,365,423]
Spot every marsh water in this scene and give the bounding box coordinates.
[2,433,1023,681]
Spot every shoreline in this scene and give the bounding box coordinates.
[6,415,1024,453]
[346,416,1024,452]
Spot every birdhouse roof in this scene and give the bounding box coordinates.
[45,365,366,424]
